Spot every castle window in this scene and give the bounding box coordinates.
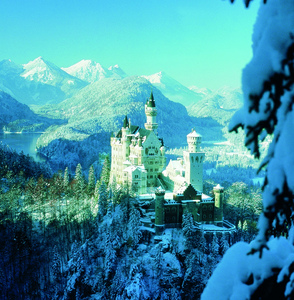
[150,175,153,178]
[135,175,138,178]
[150,169,153,172]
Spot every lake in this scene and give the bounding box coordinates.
[0,132,45,162]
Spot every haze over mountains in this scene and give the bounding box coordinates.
[0,56,243,110]
[0,56,244,167]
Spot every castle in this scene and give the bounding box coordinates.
[110,92,234,235]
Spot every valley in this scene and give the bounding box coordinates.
[0,57,243,172]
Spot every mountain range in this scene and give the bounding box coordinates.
[0,56,244,168]
[0,57,127,106]
[0,57,243,111]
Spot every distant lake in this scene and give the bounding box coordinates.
[0,132,45,162]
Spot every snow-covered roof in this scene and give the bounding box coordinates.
[123,160,132,165]
[201,193,213,202]
[187,129,202,138]
[123,165,146,173]
[214,183,224,190]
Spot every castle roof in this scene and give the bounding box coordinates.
[176,183,200,200]
[123,165,146,173]
[146,91,156,108]
[123,115,129,128]
[115,125,139,138]
[188,129,202,137]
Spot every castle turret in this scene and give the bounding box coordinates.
[183,129,205,192]
[213,184,224,226]
[145,91,158,134]
[122,115,131,161]
[155,187,165,235]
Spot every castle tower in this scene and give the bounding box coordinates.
[145,91,158,134]
[155,187,165,235]
[121,115,131,161]
[213,184,224,226]
[183,129,205,192]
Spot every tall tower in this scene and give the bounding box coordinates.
[213,184,224,226]
[155,187,165,235]
[145,91,158,134]
[121,115,131,162]
[183,129,205,191]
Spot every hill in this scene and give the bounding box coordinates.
[36,76,223,146]
[187,87,243,126]
[142,71,204,106]
[0,90,64,132]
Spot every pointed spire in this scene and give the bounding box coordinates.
[147,90,156,107]
[123,115,129,128]
[150,90,154,101]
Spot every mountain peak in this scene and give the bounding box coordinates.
[0,59,23,75]
[62,60,108,83]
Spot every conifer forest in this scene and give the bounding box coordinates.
[0,141,262,299]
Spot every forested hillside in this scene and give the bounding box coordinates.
[0,91,64,133]
[0,143,261,300]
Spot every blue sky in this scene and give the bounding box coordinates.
[0,0,259,90]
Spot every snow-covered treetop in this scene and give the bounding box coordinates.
[229,0,294,249]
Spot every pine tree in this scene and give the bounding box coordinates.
[87,165,96,196]
[51,245,62,282]
[127,203,142,248]
[182,212,196,249]
[74,163,85,195]
[97,181,108,223]
[94,180,100,199]
[64,167,69,188]
[100,155,110,186]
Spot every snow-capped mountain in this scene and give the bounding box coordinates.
[0,59,23,77]
[62,60,109,83]
[189,85,212,98]
[108,64,127,79]
[142,71,204,106]
[62,60,127,83]
[21,57,87,92]
[0,57,88,105]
